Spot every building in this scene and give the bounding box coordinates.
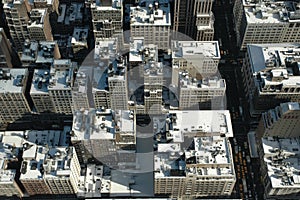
[54,3,84,35]
[0,28,18,68]
[242,43,300,115]
[130,0,171,49]
[20,142,80,195]
[21,40,61,67]
[260,137,300,198]
[234,0,300,50]
[91,0,122,39]
[71,27,89,59]
[28,9,53,41]
[77,164,110,198]
[30,69,55,113]
[171,40,221,78]
[27,0,59,13]
[29,61,75,114]
[257,102,300,138]
[0,132,24,197]
[0,68,31,124]
[108,55,128,111]
[153,110,235,198]
[177,73,226,110]
[71,108,136,167]
[49,59,76,114]
[3,0,30,51]
[173,0,214,41]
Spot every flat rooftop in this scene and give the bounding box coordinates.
[130,0,171,26]
[92,0,122,9]
[72,109,115,141]
[172,40,220,59]
[28,9,47,28]
[243,0,300,23]
[154,135,235,178]
[179,72,226,89]
[94,38,118,61]
[247,43,300,92]
[72,109,135,141]
[0,68,27,93]
[72,27,89,44]
[167,110,234,139]
[262,137,300,188]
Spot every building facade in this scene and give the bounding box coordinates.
[0,68,31,124]
[242,43,300,115]
[130,0,171,50]
[234,0,300,49]
[173,0,214,41]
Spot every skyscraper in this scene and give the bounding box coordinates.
[173,0,214,41]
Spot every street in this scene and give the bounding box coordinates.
[213,0,264,199]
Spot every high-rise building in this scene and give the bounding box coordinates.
[171,40,221,78]
[153,110,235,198]
[27,0,59,13]
[260,137,300,198]
[173,0,214,41]
[3,0,30,51]
[49,59,76,115]
[30,69,56,113]
[20,143,80,195]
[177,73,226,110]
[28,9,53,41]
[71,108,136,167]
[91,0,123,39]
[108,56,128,111]
[21,40,61,67]
[0,68,31,124]
[242,43,300,115]
[0,132,24,197]
[234,0,300,50]
[30,60,76,114]
[257,102,300,138]
[0,28,18,68]
[130,0,171,50]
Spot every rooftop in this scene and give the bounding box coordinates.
[28,9,47,28]
[25,127,70,147]
[130,0,171,26]
[94,38,118,61]
[172,40,220,59]
[154,134,235,178]
[242,0,300,23]
[72,109,116,141]
[179,72,226,89]
[72,27,89,45]
[92,0,122,9]
[0,68,27,93]
[30,61,75,94]
[247,43,300,93]
[262,102,300,129]
[72,109,135,141]
[22,40,57,64]
[262,137,300,188]
[166,110,233,140]
[58,3,84,24]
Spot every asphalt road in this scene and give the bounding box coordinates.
[213,0,265,199]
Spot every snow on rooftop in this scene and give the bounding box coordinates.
[28,9,47,28]
[0,68,27,93]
